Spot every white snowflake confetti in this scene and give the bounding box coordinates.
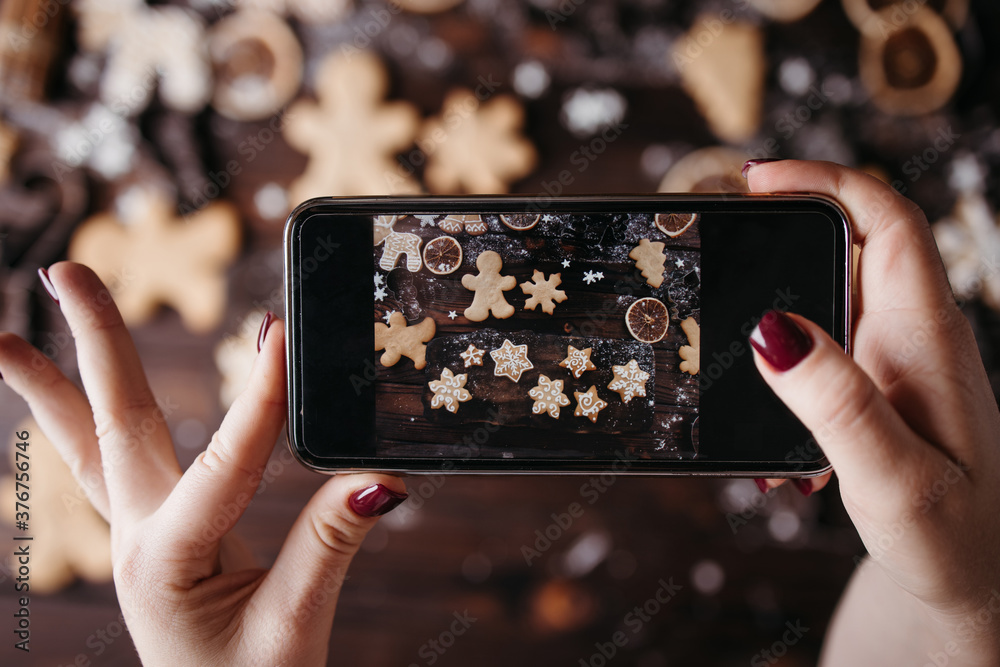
[374,286,387,301]
[675,258,685,268]
[583,270,604,284]
[562,259,571,268]
[448,310,458,320]
[374,273,384,286]
[490,339,534,382]
[382,310,395,323]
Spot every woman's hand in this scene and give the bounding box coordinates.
[0,262,407,666]
[744,160,1000,666]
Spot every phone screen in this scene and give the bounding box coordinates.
[287,196,849,475]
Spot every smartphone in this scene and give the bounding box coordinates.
[284,195,850,477]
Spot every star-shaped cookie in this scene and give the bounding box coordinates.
[559,345,596,379]
[573,386,608,423]
[607,359,650,404]
[490,339,533,382]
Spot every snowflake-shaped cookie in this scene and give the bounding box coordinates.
[420,89,537,193]
[490,339,533,382]
[607,359,650,404]
[429,368,472,413]
[573,386,608,423]
[520,270,567,314]
[460,344,484,368]
[285,52,420,203]
[559,345,596,379]
[529,375,570,419]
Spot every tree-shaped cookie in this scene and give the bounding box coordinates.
[0,419,112,593]
[75,0,211,115]
[629,238,667,288]
[285,52,420,204]
[521,270,567,314]
[420,89,537,193]
[68,188,241,333]
[462,250,516,321]
[375,312,436,369]
[679,317,701,375]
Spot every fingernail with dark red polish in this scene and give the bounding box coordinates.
[749,310,813,372]
[792,478,814,497]
[754,478,769,494]
[741,158,783,179]
[38,268,59,304]
[349,483,408,517]
[256,311,275,353]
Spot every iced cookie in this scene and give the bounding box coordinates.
[429,367,472,413]
[607,359,650,404]
[529,375,570,419]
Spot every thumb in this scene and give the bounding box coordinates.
[255,474,407,640]
[749,310,928,496]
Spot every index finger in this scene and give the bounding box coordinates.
[745,160,957,316]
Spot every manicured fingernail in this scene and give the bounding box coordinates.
[792,478,814,497]
[749,310,813,372]
[754,478,769,494]
[349,483,408,517]
[256,311,275,353]
[38,268,59,304]
[741,158,783,179]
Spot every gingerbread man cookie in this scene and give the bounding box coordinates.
[521,270,567,314]
[420,89,537,194]
[461,251,516,321]
[238,0,351,23]
[68,187,241,333]
[374,215,422,272]
[75,0,211,115]
[0,419,112,594]
[285,52,420,203]
[375,311,436,369]
[629,239,667,288]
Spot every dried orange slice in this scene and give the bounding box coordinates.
[626,297,669,343]
[423,236,463,275]
[655,212,699,237]
[500,213,540,231]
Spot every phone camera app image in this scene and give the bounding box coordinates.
[371,212,701,461]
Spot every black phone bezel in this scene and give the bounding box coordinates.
[285,194,851,477]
